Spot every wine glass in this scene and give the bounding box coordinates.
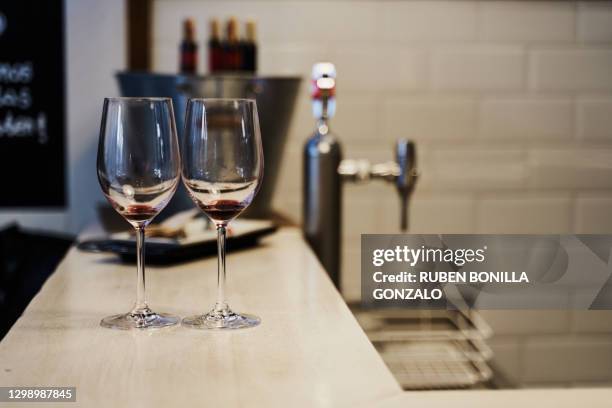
[181,98,264,329]
[97,97,181,329]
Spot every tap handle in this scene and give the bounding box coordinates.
[395,139,417,231]
[311,62,336,120]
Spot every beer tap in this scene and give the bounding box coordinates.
[338,140,418,232]
[303,62,419,291]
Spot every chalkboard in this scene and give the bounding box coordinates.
[0,0,66,207]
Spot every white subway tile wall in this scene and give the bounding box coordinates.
[480,98,574,140]
[480,2,575,43]
[578,2,612,43]
[433,46,525,91]
[530,49,612,91]
[578,98,612,140]
[153,0,612,387]
[522,335,612,383]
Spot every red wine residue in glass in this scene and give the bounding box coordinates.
[121,204,157,222]
[200,199,247,223]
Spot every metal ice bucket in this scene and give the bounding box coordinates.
[116,72,301,219]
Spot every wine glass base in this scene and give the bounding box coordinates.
[182,306,260,330]
[100,309,179,330]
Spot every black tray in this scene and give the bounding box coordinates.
[77,225,277,265]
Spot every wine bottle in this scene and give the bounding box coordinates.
[179,18,198,74]
[208,19,222,73]
[224,17,241,71]
[242,20,257,73]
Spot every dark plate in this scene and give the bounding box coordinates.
[77,225,277,265]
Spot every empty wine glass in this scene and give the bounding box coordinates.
[97,97,181,329]
[181,98,263,329]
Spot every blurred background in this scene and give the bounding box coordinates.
[1,0,612,391]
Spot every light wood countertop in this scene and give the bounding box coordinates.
[0,228,401,407]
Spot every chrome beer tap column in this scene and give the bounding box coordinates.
[303,62,419,289]
[303,63,342,288]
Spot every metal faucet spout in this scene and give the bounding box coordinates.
[337,139,418,232]
[395,140,418,232]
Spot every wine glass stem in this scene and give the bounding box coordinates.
[133,225,148,313]
[215,224,228,310]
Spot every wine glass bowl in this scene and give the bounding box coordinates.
[181,99,262,224]
[103,180,179,224]
[181,98,264,329]
[97,97,181,329]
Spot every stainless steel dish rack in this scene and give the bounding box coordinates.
[352,308,493,390]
